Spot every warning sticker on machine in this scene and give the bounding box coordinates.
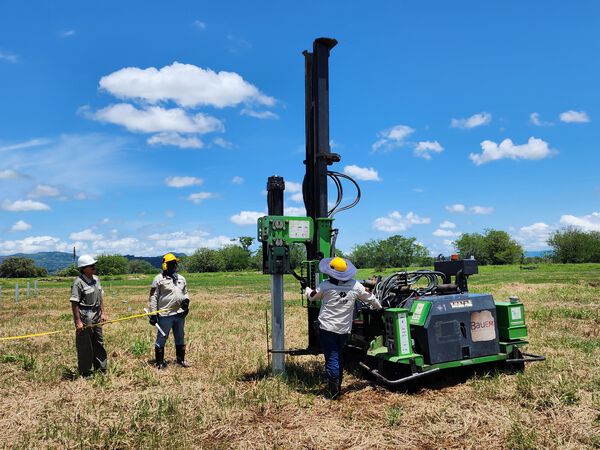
[398,313,410,355]
[511,307,523,321]
[288,220,310,239]
[471,310,496,342]
[450,300,472,309]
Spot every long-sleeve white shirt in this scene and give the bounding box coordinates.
[149,273,188,317]
[306,279,382,334]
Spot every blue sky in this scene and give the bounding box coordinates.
[1,1,598,257]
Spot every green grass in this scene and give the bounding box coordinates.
[0,263,598,448]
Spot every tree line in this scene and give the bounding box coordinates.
[1,227,599,278]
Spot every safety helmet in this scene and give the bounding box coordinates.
[329,257,347,272]
[162,252,179,271]
[318,256,357,281]
[77,254,97,268]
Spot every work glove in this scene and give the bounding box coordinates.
[181,298,190,317]
[149,314,158,326]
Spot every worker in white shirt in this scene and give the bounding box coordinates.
[305,256,382,399]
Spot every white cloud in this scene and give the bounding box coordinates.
[188,192,217,204]
[0,138,50,152]
[440,221,456,229]
[165,210,175,218]
[446,204,466,213]
[290,192,304,203]
[1,199,50,211]
[70,229,103,240]
[530,112,553,127]
[0,236,71,254]
[414,141,444,159]
[433,228,460,237]
[559,110,590,123]
[372,125,414,152]
[9,220,31,232]
[29,184,60,198]
[470,205,494,215]
[231,176,244,184]
[93,103,223,134]
[515,222,553,251]
[286,181,303,193]
[148,132,204,149]
[0,50,18,63]
[0,169,25,180]
[74,192,88,200]
[192,20,206,30]
[451,112,492,129]
[165,176,203,188]
[213,137,233,149]
[59,30,76,38]
[99,62,275,108]
[373,211,430,233]
[559,212,600,232]
[240,108,279,119]
[445,204,493,214]
[284,206,306,216]
[343,165,381,181]
[286,183,304,203]
[230,210,264,226]
[146,230,231,253]
[469,137,554,166]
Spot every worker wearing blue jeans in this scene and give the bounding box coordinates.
[149,253,190,369]
[305,257,382,399]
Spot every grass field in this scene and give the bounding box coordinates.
[0,264,599,449]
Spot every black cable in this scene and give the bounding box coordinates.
[327,173,344,217]
[327,171,361,217]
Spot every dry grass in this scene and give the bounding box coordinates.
[0,275,599,449]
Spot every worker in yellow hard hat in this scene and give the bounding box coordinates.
[305,256,382,399]
[148,252,191,369]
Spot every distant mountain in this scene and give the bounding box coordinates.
[524,250,552,258]
[122,253,186,269]
[0,251,187,274]
[0,252,75,274]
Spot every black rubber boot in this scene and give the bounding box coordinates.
[327,378,341,400]
[155,347,167,369]
[175,345,190,368]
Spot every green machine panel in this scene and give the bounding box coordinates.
[257,216,314,275]
[495,301,528,340]
[384,308,415,358]
[409,300,431,326]
[257,216,314,245]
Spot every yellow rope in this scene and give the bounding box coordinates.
[0,308,173,342]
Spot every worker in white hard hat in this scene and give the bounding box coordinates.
[305,256,382,399]
[148,252,191,369]
[69,254,108,376]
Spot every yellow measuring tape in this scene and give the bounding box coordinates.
[0,308,173,342]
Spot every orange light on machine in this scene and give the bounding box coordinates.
[450,254,459,261]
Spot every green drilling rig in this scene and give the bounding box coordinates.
[257,37,544,385]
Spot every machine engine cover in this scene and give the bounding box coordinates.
[406,293,500,364]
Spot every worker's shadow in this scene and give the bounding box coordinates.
[240,360,331,396]
[241,359,378,396]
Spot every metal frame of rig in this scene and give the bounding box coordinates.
[257,37,545,385]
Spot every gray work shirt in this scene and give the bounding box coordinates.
[306,279,382,334]
[149,273,188,317]
[70,274,104,324]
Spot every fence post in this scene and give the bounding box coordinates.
[0,286,2,307]
[15,282,19,303]
[27,282,30,300]
[34,280,38,295]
